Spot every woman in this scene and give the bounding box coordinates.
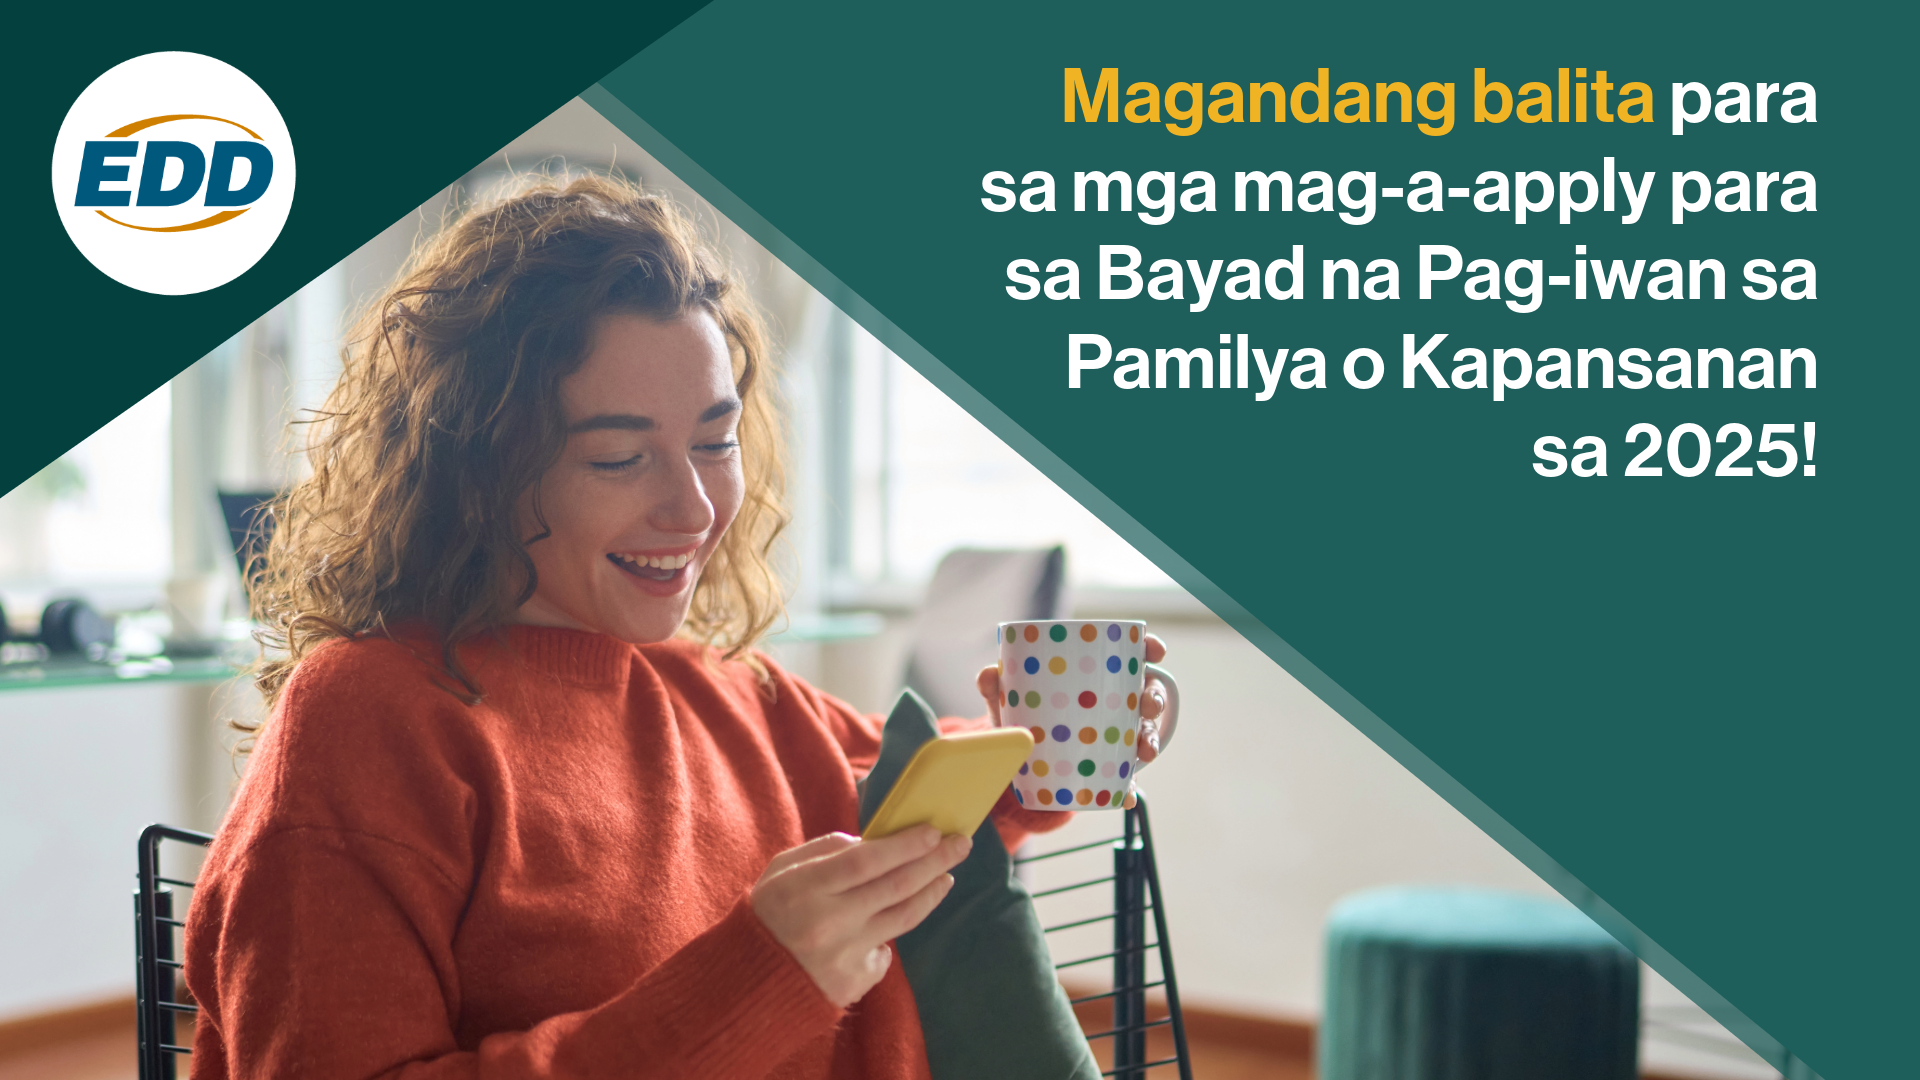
[184,174,1170,1080]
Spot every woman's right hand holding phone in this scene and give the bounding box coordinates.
[751,825,971,1007]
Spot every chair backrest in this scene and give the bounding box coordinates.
[1016,797,1193,1080]
[217,490,276,591]
[902,546,1067,718]
[136,823,215,1080]
[131,799,1189,1078]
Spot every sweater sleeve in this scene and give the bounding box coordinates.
[189,826,839,1080]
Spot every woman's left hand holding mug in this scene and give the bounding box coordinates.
[976,634,1171,764]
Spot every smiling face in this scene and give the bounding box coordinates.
[513,310,745,643]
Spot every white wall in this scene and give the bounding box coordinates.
[0,681,235,1020]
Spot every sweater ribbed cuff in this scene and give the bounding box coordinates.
[597,893,844,1077]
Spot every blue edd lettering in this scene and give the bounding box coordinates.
[75,140,273,208]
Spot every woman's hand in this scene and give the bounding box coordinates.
[750,826,971,1008]
[975,634,1171,764]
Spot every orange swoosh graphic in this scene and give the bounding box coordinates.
[105,114,263,139]
[96,208,250,232]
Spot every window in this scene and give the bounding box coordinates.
[824,316,1172,591]
[0,384,171,597]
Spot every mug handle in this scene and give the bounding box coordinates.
[1137,662,1180,766]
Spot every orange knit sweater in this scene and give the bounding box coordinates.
[184,625,1065,1080]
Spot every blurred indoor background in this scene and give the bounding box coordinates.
[0,100,1779,1080]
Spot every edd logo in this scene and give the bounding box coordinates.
[75,117,275,223]
[52,52,295,295]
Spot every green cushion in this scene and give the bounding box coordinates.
[858,690,1100,1080]
[1320,887,1639,1080]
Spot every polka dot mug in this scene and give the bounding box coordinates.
[996,620,1180,811]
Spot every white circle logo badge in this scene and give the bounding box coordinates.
[51,52,296,295]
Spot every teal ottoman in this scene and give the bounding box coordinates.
[1320,887,1639,1080]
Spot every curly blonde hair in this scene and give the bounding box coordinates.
[243,174,787,725]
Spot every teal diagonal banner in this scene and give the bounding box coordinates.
[593,3,1916,1077]
[6,0,713,496]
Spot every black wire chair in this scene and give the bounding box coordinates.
[136,801,1192,1080]
[1016,795,1193,1080]
[136,823,215,1080]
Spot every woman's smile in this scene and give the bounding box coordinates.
[607,543,703,592]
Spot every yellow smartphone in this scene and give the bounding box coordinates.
[862,727,1036,840]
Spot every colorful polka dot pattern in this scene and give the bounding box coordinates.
[1017,787,1137,809]
[997,621,1151,812]
[1018,786,1133,808]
